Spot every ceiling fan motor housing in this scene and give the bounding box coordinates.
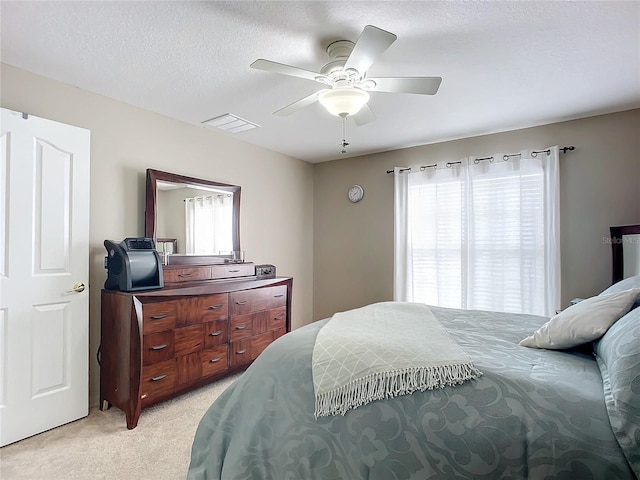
[326,40,355,60]
[321,40,355,76]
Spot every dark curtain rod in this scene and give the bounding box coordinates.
[386,145,575,174]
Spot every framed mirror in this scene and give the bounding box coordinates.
[145,169,240,264]
[610,224,640,283]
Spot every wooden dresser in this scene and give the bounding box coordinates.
[100,263,292,429]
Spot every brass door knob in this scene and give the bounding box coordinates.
[66,282,86,293]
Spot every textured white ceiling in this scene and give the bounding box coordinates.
[2,1,639,163]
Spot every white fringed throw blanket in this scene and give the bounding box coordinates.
[312,302,482,417]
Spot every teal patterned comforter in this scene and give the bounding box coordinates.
[188,305,635,479]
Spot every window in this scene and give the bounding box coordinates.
[394,147,560,316]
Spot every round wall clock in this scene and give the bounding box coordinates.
[348,184,364,203]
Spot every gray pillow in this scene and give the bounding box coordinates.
[520,289,640,349]
[600,275,640,310]
[594,306,640,477]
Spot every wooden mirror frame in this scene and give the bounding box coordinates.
[145,169,241,264]
[610,224,640,283]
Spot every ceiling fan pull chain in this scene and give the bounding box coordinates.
[341,116,349,154]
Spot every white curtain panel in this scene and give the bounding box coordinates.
[394,147,560,316]
[184,194,234,255]
[393,167,409,302]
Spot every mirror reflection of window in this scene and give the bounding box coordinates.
[623,234,640,278]
[185,193,233,255]
[156,184,234,255]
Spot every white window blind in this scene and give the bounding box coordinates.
[395,147,560,316]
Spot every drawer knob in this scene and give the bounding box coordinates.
[274,294,284,298]
[228,269,240,273]
[150,344,168,350]
[235,325,247,330]
[209,330,223,337]
[235,300,248,305]
[209,357,222,363]
[150,314,168,320]
[178,273,192,277]
[274,315,285,321]
[236,349,247,354]
[208,304,223,310]
[150,374,167,382]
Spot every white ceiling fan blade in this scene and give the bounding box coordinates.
[343,25,397,75]
[273,92,319,116]
[351,104,376,126]
[367,77,443,95]
[251,59,328,83]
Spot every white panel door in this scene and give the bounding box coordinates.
[0,108,90,446]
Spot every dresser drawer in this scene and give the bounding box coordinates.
[201,345,229,377]
[141,360,177,404]
[251,331,275,360]
[164,266,211,284]
[204,320,228,348]
[268,306,287,332]
[197,294,229,322]
[230,285,287,315]
[267,285,287,308]
[142,301,177,334]
[230,314,253,341]
[229,339,252,367]
[143,331,175,366]
[175,324,204,356]
[211,263,255,280]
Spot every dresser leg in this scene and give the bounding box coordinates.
[126,412,140,430]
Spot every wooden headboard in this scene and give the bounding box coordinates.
[610,224,640,283]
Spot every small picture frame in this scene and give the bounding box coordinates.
[156,238,177,254]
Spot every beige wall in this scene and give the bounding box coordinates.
[313,109,640,320]
[1,64,315,407]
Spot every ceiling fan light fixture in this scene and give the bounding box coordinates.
[318,87,370,117]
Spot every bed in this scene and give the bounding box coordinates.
[188,228,640,480]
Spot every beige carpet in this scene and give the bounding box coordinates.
[0,374,241,480]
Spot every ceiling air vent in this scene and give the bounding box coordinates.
[202,113,260,134]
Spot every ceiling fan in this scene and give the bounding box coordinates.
[250,25,442,126]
